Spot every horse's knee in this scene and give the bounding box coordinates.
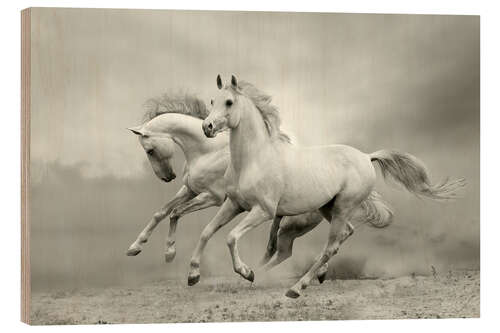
[153,211,166,221]
[226,232,237,248]
[324,246,339,258]
[170,207,180,219]
[317,262,328,275]
[341,224,354,241]
[200,229,212,243]
[346,222,354,235]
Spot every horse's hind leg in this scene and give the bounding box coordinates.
[262,213,323,272]
[261,226,295,271]
[126,185,194,256]
[286,199,356,298]
[259,216,282,266]
[315,221,354,284]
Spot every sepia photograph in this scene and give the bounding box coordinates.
[21,7,479,325]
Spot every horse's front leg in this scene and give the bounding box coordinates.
[227,207,276,282]
[164,192,220,262]
[188,198,243,286]
[126,185,194,256]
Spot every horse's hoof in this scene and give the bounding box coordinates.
[126,247,141,256]
[164,249,176,263]
[245,270,255,283]
[317,272,327,284]
[285,289,301,299]
[187,274,200,286]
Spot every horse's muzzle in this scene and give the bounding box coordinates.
[202,122,215,138]
[161,174,176,182]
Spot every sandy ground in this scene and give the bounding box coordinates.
[30,269,479,325]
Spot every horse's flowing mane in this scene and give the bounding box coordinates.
[235,81,291,143]
[142,91,209,123]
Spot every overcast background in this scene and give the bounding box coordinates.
[29,8,479,292]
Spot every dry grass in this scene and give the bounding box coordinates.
[30,269,479,325]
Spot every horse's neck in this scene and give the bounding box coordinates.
[229,103,270,174]
[153,113,227,163]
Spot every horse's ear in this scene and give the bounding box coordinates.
[128,126,145,136]
[231,75,238,89]
[216,74,223,89]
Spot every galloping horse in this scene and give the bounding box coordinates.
[195,75,464,298]
[126,93,228,261]
[126,93,392,284]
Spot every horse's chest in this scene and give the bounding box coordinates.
[225,183,251,210]
[233,174,276,211]
[222,170,254,209]
[182,167,204,194]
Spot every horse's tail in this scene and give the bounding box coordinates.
[354,191,394,228]
[369,150,466,200]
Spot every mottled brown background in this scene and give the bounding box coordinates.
[29,8,479,292]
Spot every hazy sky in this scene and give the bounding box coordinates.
[29,9,479,291]
[31,9,478,179]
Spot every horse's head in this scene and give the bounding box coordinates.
[128,125,177,182]
[203,74,242,138]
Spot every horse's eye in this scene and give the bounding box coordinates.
[210,99,214,106]
[147,149,154,155]
[226,99,233,107]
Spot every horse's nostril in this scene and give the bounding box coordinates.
[207,123,213,131]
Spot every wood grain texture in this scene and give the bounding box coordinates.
[21,7,31,325]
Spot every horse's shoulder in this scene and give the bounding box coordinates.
[200,147,230,166]
[190,148,228,174]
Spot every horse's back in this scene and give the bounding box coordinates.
[276,144,375,215]
[282,144,373,182]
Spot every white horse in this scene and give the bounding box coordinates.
[126,93,228,261]
[126,92,393,283]
[195,75,464,298]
